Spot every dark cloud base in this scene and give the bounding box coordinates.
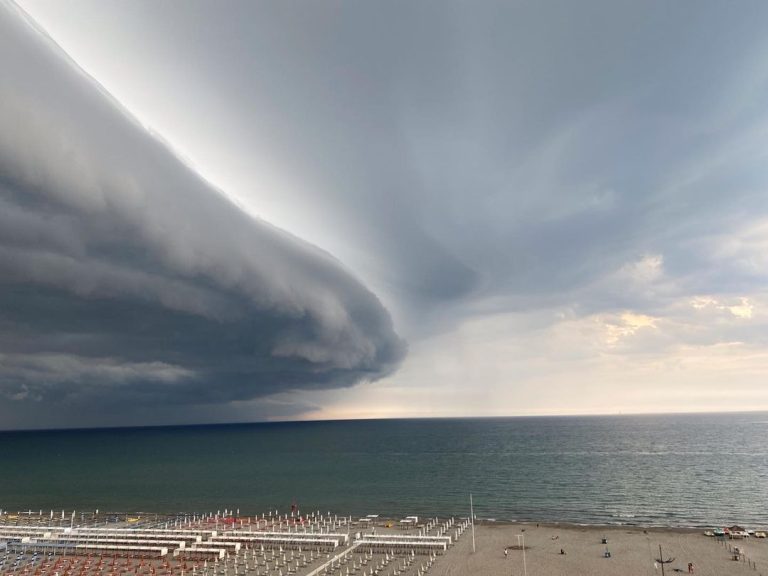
[0,0,405,428]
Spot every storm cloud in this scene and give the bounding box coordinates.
[0,0,404,425]
[4,0,768,426]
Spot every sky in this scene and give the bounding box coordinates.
[2,0,768,429]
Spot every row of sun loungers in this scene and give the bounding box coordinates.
[222,531,349,545]
[354,539,446,554]
[77,527,214,538]
[6,541,169,558]
[172,547,226,560]
[219,532,347,546]
[208,535,339,551]
[359,535,451,545]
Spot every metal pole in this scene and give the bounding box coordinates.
[516,534,528,576]
[470,493,476,553]
[659,545,665,576]
[522,533,527,576]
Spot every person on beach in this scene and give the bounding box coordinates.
[504,547,508,558]
[688,562,694,573]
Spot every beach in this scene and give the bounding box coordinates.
[2,512,767,576]
[432,522,768,575]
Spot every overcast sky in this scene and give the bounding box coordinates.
[2,0,768,429]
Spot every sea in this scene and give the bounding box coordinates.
[1,412,767,528]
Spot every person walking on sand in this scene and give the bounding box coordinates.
[504,547,508,558]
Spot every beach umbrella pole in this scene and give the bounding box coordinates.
[469,494,476,553]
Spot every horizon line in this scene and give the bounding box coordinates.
[2,407,767,434]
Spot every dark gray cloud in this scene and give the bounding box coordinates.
[0,0,404,427]
[6,0,768,420]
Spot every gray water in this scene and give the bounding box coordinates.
[1,413,766,527]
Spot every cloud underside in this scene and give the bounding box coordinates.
[0,1,404,419]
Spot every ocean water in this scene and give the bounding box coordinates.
[1,413,767,527]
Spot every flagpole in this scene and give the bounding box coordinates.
[470,493,476,553]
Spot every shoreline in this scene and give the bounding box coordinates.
[3,509,761,533]
[477,519,706,533]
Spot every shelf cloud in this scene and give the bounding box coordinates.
[0,0,405,425]
[4,0,768,426]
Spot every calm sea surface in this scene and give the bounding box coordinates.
[1,413,767,527]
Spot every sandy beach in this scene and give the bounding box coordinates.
[432,522,768,576]
[2,512,767,576]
